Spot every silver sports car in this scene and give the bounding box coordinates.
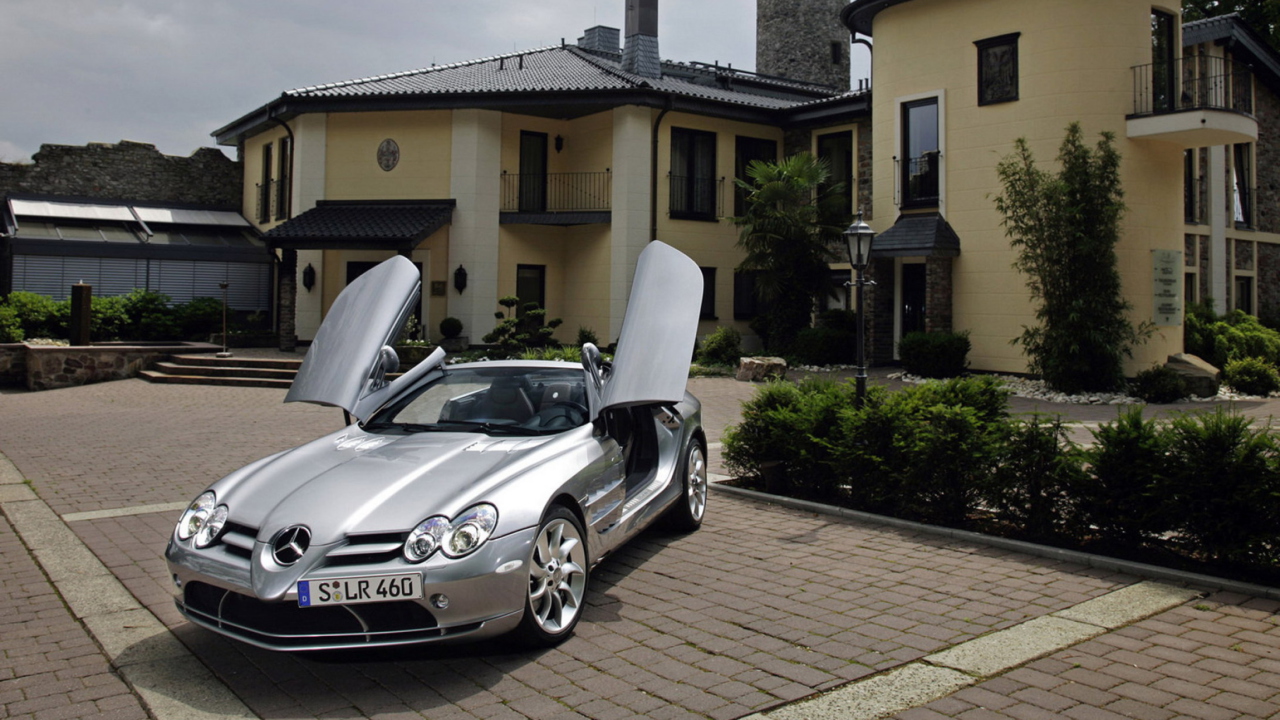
[165,241,708,651]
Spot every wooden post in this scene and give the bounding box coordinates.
[70,283,92,346]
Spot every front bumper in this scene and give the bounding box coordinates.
[168,527,535,652]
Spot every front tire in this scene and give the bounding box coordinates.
[665,438,707,532]
[514,506,588,647]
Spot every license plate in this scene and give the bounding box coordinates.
[297,573,423,607]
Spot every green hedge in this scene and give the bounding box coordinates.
[0,290,250,342]
[898,330,971,378]
[725,378,1280,575]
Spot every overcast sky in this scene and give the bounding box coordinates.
[1,0,872,164]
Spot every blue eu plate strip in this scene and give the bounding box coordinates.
[297,580,311,607]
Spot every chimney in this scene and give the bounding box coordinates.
[577,25,621,54]
[622,0,661,78]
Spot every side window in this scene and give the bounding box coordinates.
[699,267,716,320]
[975,33,1019,106]
[733,270,761,321]
[734,136,777,216]
[257,143,273,224]
[901,98,939,208]
[670,127,718,220]
[817,131,854,219]
[516,264,547,315]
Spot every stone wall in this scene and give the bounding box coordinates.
[925,256,954,333]
[756,0,851,90]
[1259,243,1280,324]
[0,344,25,386]
[0,140,241,207]
[2,342,216,390]
[856,118,873,218]
[865,257,896,363]
[1254,82,1280,235]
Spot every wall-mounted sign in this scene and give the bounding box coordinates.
[377,139,400,172]
[1152,249,1182,326]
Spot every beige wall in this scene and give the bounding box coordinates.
[325,111,452,199]
[499,111,613,176]
[655,112,785,341]
[870,0,1187,373]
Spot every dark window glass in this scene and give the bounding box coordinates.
[1234,143,1254,228]
[734,136,777,216]
[258,143,273,224]
[975,33,1019,105]
[1235,275,1254,315]
[1184,273,1197,306]
[699,267,716,320]
[671,127,717,220]
[275,136,292,221]
[56,225,104,241]
[519,132,548,212]
[901,98,939,207]
[1152,9,1177,113]
[516,264,547,312]
[817,131,854,219]
[733,270,761,321]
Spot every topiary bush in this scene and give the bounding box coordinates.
[898,330,971,378]
[695,326,743,367]
[790,326,854,366]
[576,326,599,347]
[439,316,463,339]
[1128,365,1187,404]
[1222,356,1280,396]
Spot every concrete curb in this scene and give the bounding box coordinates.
[711,482,1280,600]
[0,451,256,720]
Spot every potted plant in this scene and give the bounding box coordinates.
[439,317,467,353]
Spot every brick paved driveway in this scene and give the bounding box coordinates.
[2,377,1279,719]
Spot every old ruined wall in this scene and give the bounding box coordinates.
[0,140,241,206]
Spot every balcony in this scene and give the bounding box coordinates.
[1128,56,1258,147]
[499,171,611,226]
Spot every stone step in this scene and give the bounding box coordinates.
[151,362,298,381]
[170,354,303,370]
[139,369,294,389]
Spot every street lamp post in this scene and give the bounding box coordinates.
[844,212,876,404]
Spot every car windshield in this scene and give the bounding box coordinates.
[365,366,589,436]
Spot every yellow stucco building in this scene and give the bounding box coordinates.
[215,0,1280,377]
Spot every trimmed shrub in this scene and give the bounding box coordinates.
[898,330,970,379]
[1186,304,1280,368]
[121,289,179,340]
[575,326,598,347]
[696,326,743,367]
[723,378,857,501]
[0,305,23,342]
[1222,356,1280,396]
[1128,365,1187,404]
[90,296,130,341]
[175,297,224,341]
[439,317,463,339]
[791,326,854,366]
[987,414,1085,541]
[483,303,563,356]
[1161,408,1280,564]
[1079,407,1168,548]
[4,291,63,339]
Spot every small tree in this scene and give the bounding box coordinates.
[995,123,1146,393]
[734,152,848,353]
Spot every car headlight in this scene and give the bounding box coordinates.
[403,504,498,563]
[194,504,229,548]
[176,491,216,541]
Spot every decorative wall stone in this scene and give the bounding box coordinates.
[1254,81,1280,235]
[756,0,851,90]
[16,342,215,391]
[0,140,241,206]
[856,118,873,219]
[925,256,953,333]
[1236,240,1254,271]
[865,257,895,364]
[1258,243,1280,324]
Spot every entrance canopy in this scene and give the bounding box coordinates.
[872,212,961,258]
[263,200,455,251]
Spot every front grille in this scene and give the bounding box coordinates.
[322,532,406,568]
[180,581,445,650]
[216,522,257,559]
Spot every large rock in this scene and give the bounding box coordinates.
[1166,353,1220,398]
[736,356,788,382]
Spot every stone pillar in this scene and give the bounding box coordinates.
[924,256,953,333]
[756,0,851,90]
[865,257,896,364]
[277,249,298,352]
[856,119,873,219]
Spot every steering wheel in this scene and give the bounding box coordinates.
[542,400,589,425]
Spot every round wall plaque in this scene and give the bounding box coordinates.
[377,138,400,171]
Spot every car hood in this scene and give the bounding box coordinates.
[212,427,567,545]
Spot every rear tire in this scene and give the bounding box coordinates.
[665,438,707,532]
[513,506,589,647]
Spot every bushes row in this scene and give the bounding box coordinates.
[0,290,243,343]
[724,376,1280,571]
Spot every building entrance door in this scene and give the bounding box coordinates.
[900,263,926,337]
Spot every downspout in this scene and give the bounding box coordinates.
[650,99,673,241]
[852,37,873,84]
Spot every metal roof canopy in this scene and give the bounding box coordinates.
[262,199,456,251]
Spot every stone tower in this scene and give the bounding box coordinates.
[756,0,850,90]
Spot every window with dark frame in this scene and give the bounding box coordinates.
[257,143,272,224]
[699,267,717,320]
[1233,143,1254,229]
[670,127,718,220]
[1235,275,1254,315]
[516,264,547,316]
[275,136,292,221]
[733,270,761,321]
[901,98,939,208]
[817,131,854,219]
[734,136,777,217]
[519,131,548,213]
[975,32,1019,106]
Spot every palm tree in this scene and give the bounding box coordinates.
[734,152,849,353]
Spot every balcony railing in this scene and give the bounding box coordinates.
[1132,56,1254,117]
[898,152,940,208]
[500,171,611,213]
[668,175,724,220]
[255,181,273,224]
